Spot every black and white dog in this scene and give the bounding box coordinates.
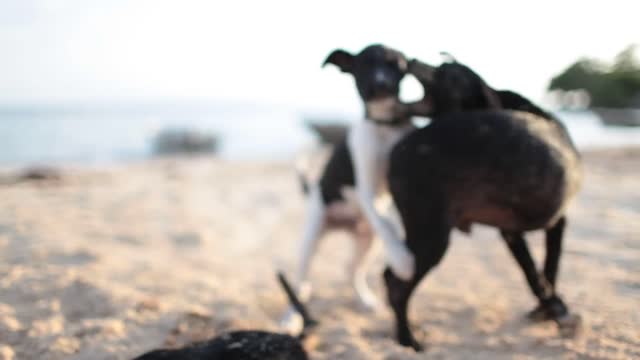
[283,45,419,329]
[132,273,316,360]
[382,58,583,351]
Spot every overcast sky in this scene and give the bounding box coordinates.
[0,0,638,110]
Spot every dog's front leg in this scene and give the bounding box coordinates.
[281,185,326,333]
[348,121,414,281]
[294,185,326,298]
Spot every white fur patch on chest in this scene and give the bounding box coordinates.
[366,97,397,122]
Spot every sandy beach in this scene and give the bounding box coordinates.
[0,147,638,360]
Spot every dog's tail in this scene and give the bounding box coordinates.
[277,271,318,339]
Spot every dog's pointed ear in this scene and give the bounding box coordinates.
[440,51,458,63]
[323,49,354,73]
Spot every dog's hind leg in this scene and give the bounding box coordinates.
[541,217,580,335]
[514,217,566,321]
[348,196,401,310]
[543,216,565,288]
[500,231,563,314]
[501,231,555,304]
[500,229,580,335]
[348,220,381,310]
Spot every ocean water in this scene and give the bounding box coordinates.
[0,102,316,166]
[0,103,639,167]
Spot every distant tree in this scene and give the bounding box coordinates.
[549,45,640,108]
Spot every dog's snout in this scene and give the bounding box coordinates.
[374,69,393,87]
[365,69,397,100]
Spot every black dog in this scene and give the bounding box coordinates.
[383,58,583,351]
[133,273,316,360]
[401,56,555,120]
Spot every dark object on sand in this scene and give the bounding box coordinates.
[0,166,62,186]
[18,166,62,182]
[132,272,315,360]
[384,58,583,351]
[305,120,349,146]
[152,129,219,156]
[592,107,640,127]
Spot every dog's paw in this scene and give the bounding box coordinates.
[526,303,555,322]
[355,288,382,312]
[386,243,415,281]
[279,308,303,335]
[398,333,424,352]
[353,275,382,312]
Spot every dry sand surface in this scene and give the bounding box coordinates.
[0,148,639,359]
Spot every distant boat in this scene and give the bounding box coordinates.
[592,108,640,127]
[152,128,219,156]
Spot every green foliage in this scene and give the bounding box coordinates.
[549,45,640,108]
